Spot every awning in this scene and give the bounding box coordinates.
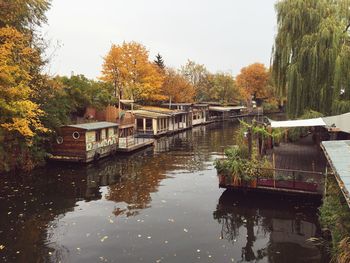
[269,118,326,128]
[323,113,350,133]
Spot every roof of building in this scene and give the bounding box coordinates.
[132,110,170,118]
[209,106,246,112]
[321,140,350,207]
[63,122,118,131]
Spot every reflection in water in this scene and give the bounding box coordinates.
[0,120,327,262]
[214,190,325,262]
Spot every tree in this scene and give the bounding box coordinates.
[210,73,239,103]
[154,53,165,70]
[180,60,210,101]
[101,42,165,103]
[0,27,47,138]
[236,63,270,102]
[0,0,49,172]
[161,68,195,103]
[0,0,51,31]
[272,0,350,117]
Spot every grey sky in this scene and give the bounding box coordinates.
[42,0,277,79]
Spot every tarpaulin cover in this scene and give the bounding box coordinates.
[269,118,326,128]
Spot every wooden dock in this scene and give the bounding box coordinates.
[116,138,154,153]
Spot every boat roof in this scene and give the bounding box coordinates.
[133,110,170,118]
[162,103,193,106]
[209,106,246,112]
[140,106,186,115]
[321,140,350,207]
[63,122,118,131]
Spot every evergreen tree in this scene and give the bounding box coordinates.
[154,53,165,70]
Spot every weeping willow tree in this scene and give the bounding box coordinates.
[272,0,350,117]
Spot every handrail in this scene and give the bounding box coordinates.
[256,167,324,176]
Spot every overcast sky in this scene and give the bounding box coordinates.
[41,0,277,79]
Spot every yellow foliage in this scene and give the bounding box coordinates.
[236,63,270,100]
[101,41,166,102]
[0,26,47,139]
[161,68,195,103]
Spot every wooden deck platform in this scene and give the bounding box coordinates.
[271,135,327,172]
[116,138,154,152]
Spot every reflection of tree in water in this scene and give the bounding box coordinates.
[105,139,212,217]
[213,190,323,262]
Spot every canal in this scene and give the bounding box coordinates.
[0,121,327,262]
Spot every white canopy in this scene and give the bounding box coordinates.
[269,117,326,128]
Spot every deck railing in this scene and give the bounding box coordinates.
[219,167,325,195]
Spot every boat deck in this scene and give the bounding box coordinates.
[116,138,154,152]
[220,135,327,197]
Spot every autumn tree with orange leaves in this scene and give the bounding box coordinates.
[161,68,195,103]
[101,42,165,102]
[236,63,270,101]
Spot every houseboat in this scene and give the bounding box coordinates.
[134,107,190,137]
[162,103,193,128]
[50,122,119,163]
[192,104,209,125]
[209,106,247,121]
[116,111,154,152]
[133,109,170,137]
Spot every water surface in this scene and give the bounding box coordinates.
[0,121,326,262]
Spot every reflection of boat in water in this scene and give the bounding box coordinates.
[214,190,325,263]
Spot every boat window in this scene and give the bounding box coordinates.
[72,131,80,140]
[137,119,143,130]
[56,136,63,144]
[95,130,101,142]
[146,119,152,129]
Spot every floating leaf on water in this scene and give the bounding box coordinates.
[0,245,5,250]
[100,236,108,242]
[109,219,114,224]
